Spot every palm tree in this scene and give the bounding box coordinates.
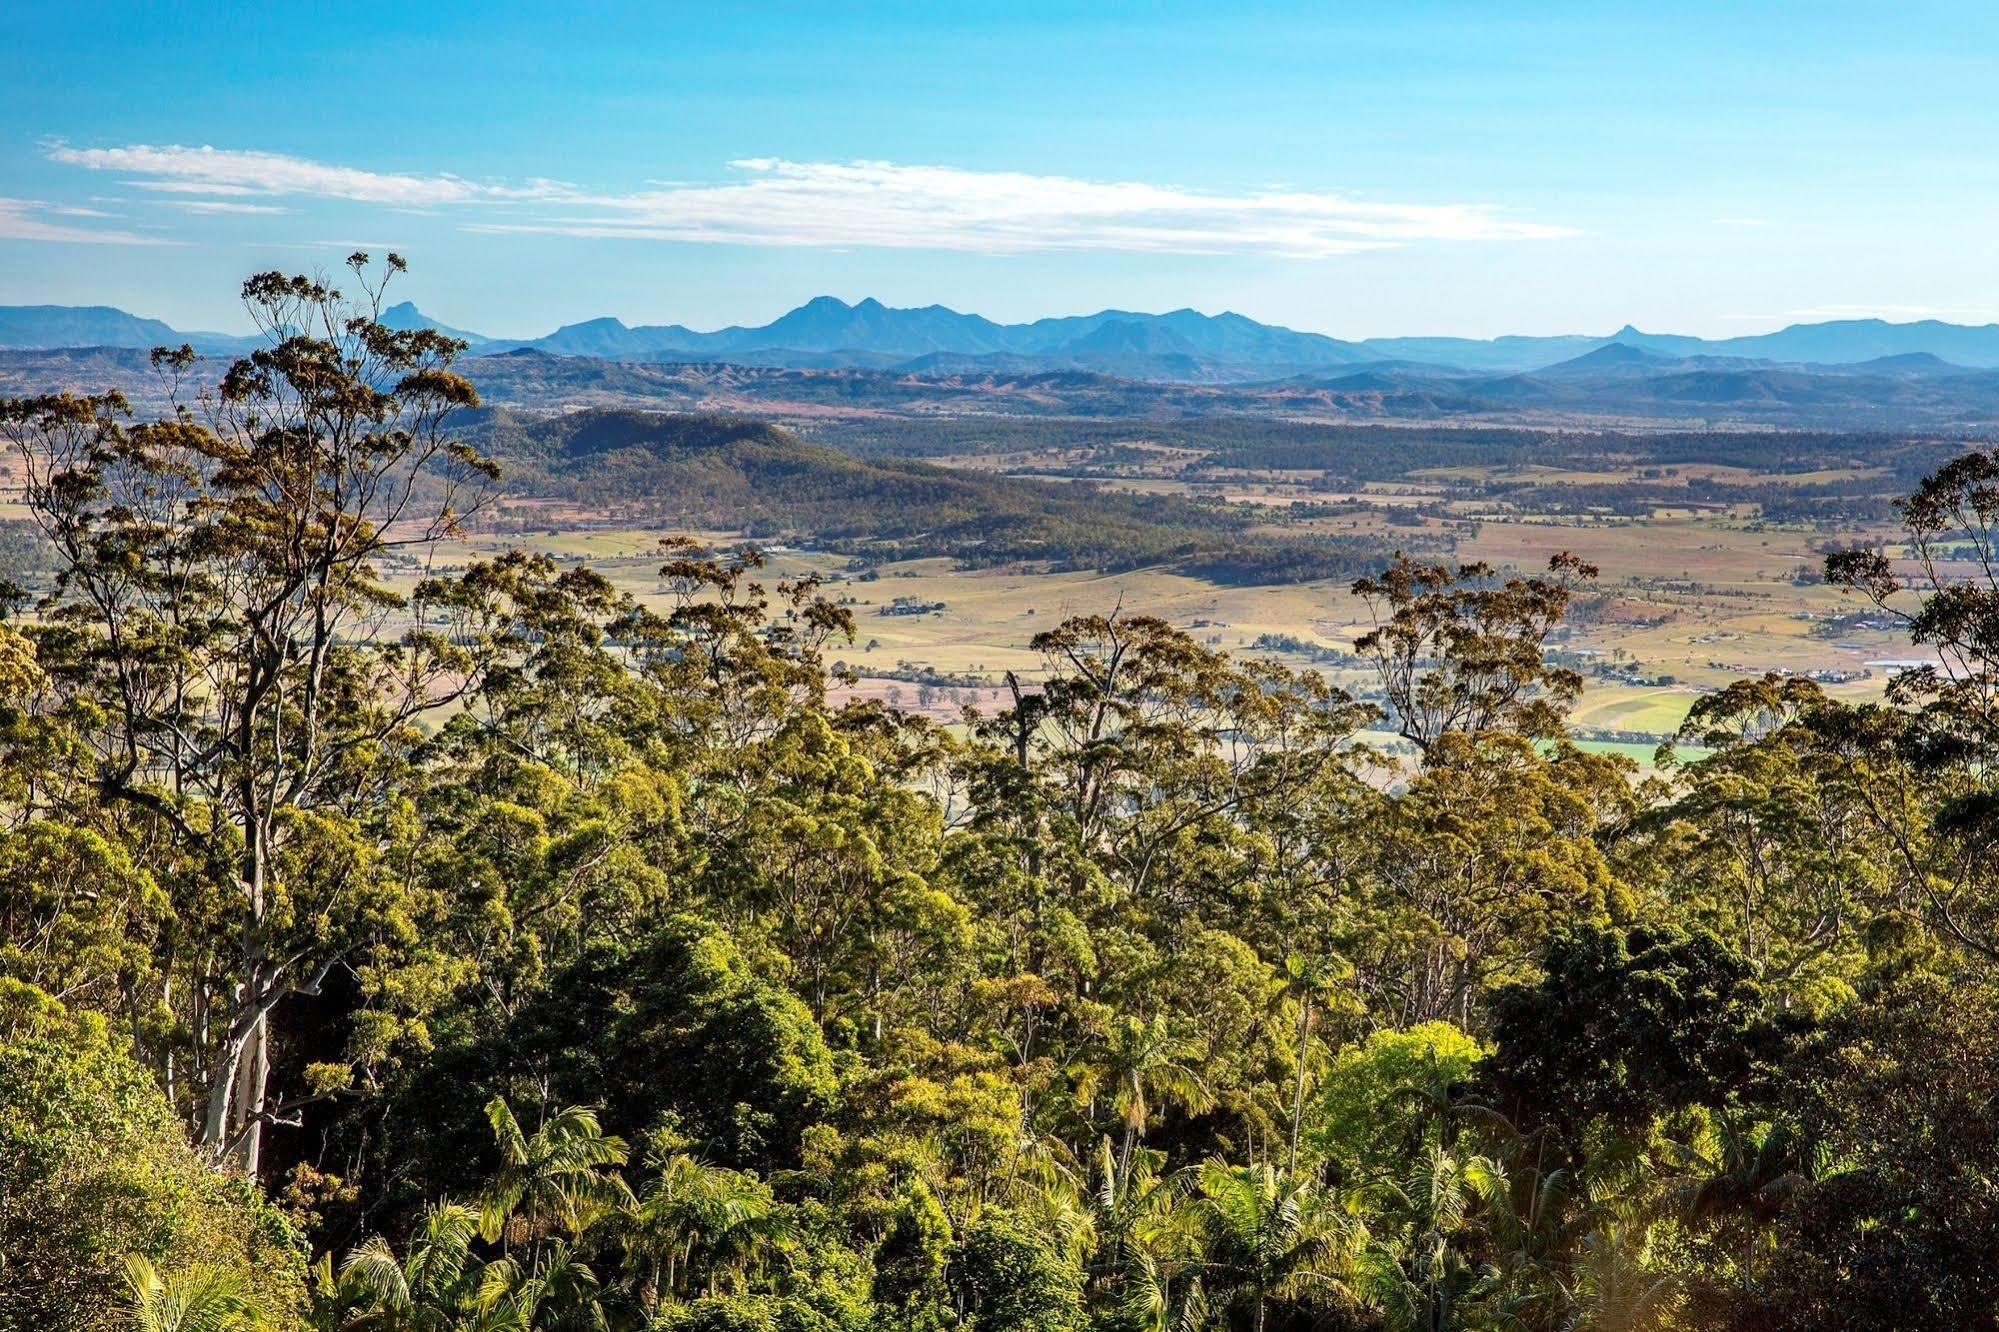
[1125,1243,1210,1332]
[1271,953,1349,1173]
[1076,1015,1212,1201]
[323,1201,484,1330]
[472,1239,608,1331]
[1362,1144,1517,1332]
[1555,1218,1679,1332]
[1094,1139,1204,1332]
[1663,1114,1804,1292]
[630,1152,794,1304]
[123,1257,265,1332]
[1194,1159,1361,1332]
[1463,1130,1663,1329]
[481,1098,634,1246]
[1086,1136,1176,1286]
[1016,1171,1095,1268]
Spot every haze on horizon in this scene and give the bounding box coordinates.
[6,0,1999,341]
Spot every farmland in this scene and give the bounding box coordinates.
[413,413,1945,758]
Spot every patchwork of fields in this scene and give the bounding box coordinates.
[430,423,1925,763]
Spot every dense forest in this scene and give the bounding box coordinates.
[7,261,1999,1330]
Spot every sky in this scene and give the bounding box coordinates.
[5,0,1999,340]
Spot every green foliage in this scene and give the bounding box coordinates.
[948,1211,1085,1332]
[1315,1022,1486,1176]
[0,820,164,1011]
[405,916,837,1186]
[14,280,1999,1331]
[1354,551,1596,754]
[653,1297,788,1332]
[1757,976,1999,1328]
[0,998,303,1331]
[1484,920,1766,1137]
[870,1181,953,1323]
[1193,1161,1360,1332]
[122,1256,266,1332]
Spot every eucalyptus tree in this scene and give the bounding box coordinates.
[0,255,502,1172]
[1825,449,1999,756]
[1819,458,1999,963]
[1643,674,1880,985]
[1353,552,1596,758]
[1007,611,1367,917]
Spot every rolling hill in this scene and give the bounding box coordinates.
[16,340,1999,429]
[468,409,1390,583]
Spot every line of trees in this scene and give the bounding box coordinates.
[6,265,1999,1329]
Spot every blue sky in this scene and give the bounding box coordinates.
[6,0,1999,338]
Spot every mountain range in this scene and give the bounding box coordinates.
[18,336,1999,429]
[12,296,1999,384]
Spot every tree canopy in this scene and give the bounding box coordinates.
[7,266,1999,1330]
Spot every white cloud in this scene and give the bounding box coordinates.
[131,182,269,197]
[46,143,1576,259]
[0,197,173,245]
[168,200,292,216]
[480,158,1577,257]
[47,142,562,207]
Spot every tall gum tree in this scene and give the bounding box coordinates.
[0,255,501,1174]
[1353,552,1595,759]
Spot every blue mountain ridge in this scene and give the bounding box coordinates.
[11,296,1999,378]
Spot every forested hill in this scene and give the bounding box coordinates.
[468,407,1402,582]
[23,265,1999,1331]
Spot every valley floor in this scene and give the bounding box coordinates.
[431,488,1909,766]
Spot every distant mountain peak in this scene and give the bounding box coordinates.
[378,300,489,345]
[20,297,1999,379]
[0,304,252,354]
[1581,341,1667,363]
[1536,341,1680,378]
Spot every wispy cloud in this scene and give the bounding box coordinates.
[167,199,293,216]
[482,158,1578,257]
[47,142,564,207]
[0,197,173,245]
[1713,216,1770,227]
[46,143,1577,259]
